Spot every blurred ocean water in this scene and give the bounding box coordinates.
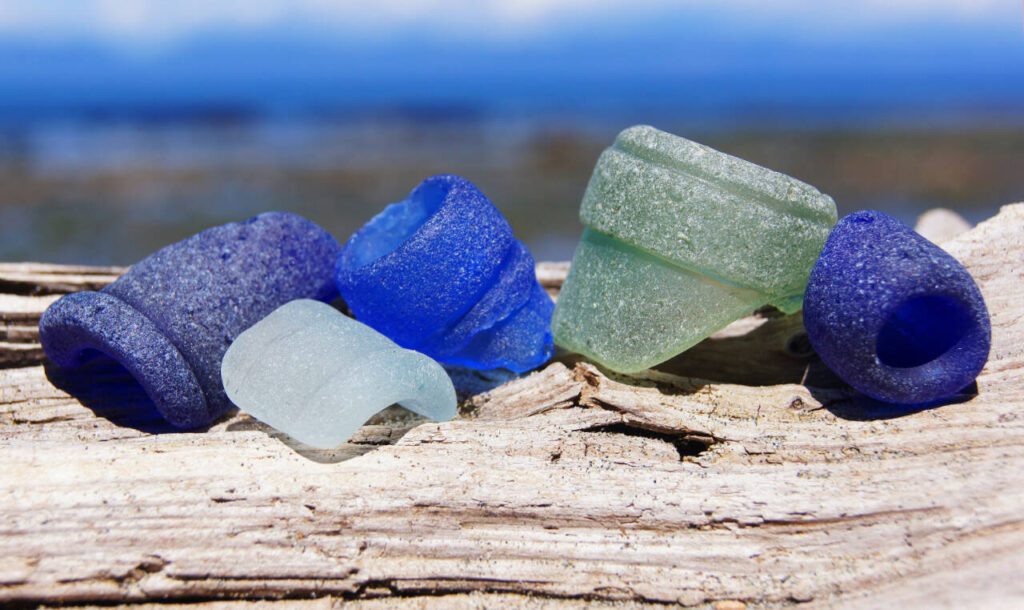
[1,1,1022,264]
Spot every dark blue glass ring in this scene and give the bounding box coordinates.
[803,210,990,405]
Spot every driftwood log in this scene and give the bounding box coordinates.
[0,205,1021,609]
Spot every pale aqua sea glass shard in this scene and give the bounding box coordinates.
[221,299,457,448]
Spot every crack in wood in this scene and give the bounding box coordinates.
[579,422,713,460]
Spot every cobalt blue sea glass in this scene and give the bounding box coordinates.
[39,212,341,429]
[803,210,990,405]
[336,174,554,373]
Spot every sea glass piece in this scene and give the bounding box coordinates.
[803,210,991,404]
[336,174,554,373]
[552,125,838,373]
[38,213,341,429]
[221,299,457,448]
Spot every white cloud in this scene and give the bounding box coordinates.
[0,0,1014,46]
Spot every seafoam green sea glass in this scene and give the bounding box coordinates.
[552,125,838,373]
[222,299,456,448]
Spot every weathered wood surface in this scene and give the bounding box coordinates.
[1,206,1021,609]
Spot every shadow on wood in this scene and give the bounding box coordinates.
[43,355,181,435]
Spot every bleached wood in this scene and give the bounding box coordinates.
[0,262,125,294]
[914,208,972,244]
[2,206,1023,609]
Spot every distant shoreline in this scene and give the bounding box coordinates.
[0,118,1020,265]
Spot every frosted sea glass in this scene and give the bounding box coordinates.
[221,299,457,448]
[39,213,341,429]
[552,125,838,373]
[337,174,553,373]
[804,211,990,404]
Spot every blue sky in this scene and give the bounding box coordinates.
[0,1,1015,45]
[1,1,1022,122]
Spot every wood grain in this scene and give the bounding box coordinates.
[2,206,1022,609]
